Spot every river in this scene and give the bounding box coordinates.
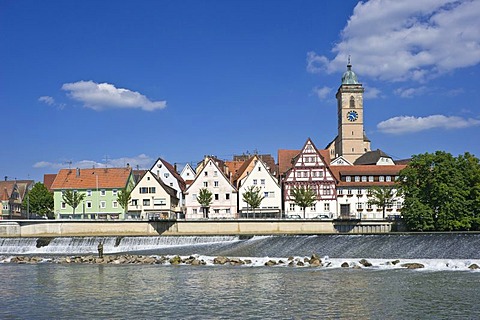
[1,234,480,319]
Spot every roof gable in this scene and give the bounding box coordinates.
[240,157,279,188]
[151,158,186,192]
[185,157,237,193]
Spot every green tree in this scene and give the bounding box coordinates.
[367,186,395,219]
[22,182,54,218]
[117,188,132,215]
[242,186,265,218]
[291,186,317,218]
[62,190,86,219]
[197,188,212,218]
[398,151,480,231]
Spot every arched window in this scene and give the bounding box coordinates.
[350,96,355,108]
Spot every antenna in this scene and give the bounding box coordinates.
[103,155,110,168]
[63,161,73,169]
[348,55,351,65]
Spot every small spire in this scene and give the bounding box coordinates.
[347,55,352,69]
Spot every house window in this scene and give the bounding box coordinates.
[226,208,231,214]
[253,179,257,185]
[149,187,156,193]
[379,176,385,182]
[100,189,106,196]
[226,194,230,200]
[324,203,330,211]
[369,176,374,182]
[193,208,197,214]
[214,181,219,187]
[170,183,173,187]
[214,171,218,177]
[269,192,275,198]
[323,186,331,195]
[164,173,170,178]
[154,198,166,206]
[386,176,392,182]
[367,203,373,209]
[346,176,351,182]
[61,202,66,209]
[296,172,301,178]
[100,201,106,209]
[204,172,208,176]
[310,204,316,211]
[143,199,150,206]
[87,190,92,197]
[357,189,362,195]
[214,209,220,214]
[132,199,138,206]
[192,194,197,200]
[347,189,353,195]
[303,172,308,177]
[112,201,118,208]
[338,189,343,195]
[264,192,269,198]
[112,189,118,196]
[140,187,148,194]
[289,203,295,211]
[86,201,92,208]
[357,202,363,210]
[258,166,261,171]
[214,194,219,200]
[354,176,360,182]
[261,179,265,185]
[361,176,367,182]
[203,182,208,187]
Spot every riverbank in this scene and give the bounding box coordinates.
[0,219,397,237]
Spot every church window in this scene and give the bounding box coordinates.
[350,96,355,108]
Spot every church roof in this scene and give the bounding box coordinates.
[341,63,359,85]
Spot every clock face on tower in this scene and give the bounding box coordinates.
[347,110,358,122]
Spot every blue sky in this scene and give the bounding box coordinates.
[1,0,479,182]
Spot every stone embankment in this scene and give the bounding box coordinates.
[3,254,478,270]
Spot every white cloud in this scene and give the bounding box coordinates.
[377,115,480,134]
[33,154,154,170]
[363,85,382,99]
[394,86,428,98]
[312,86,332,100]
[62,81,167,111]
[38,96,55,105]
[307,0,480,82]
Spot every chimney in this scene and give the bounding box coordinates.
[76,168,80,177]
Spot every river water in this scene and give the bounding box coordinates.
[1,234,480,319]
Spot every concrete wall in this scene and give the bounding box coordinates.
[0,220,393,237]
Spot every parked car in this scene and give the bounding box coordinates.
[287,214,302,219]
[313,214,330,219]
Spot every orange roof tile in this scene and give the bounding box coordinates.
[50,168,132,190]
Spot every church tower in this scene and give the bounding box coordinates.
[333,60,370,163]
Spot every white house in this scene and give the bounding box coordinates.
[236,155,282,218]
[151,158,186,206]
[180,163,196,183]
[184,156,237,219]
[128,170,179,220]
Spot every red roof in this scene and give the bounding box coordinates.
[43,174,57,191]
[50,168,132,190]
[330,165,406,186]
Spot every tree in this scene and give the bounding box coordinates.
[22,182,54,218]
[62,190,86,219]
[367,186,395,219]
[117,188,132,216]
[290,186,317,218]
[398,151,480,231]
[242,186,265,218]
[196,188,212,218]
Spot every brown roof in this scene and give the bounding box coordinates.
[232,156,256,182]
[0,181,16,200]
[50,167,132,190]
[43,174,57,191]
[278,149,300,177]
[225,160,245,182]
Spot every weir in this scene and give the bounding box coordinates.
[1,233,479,259]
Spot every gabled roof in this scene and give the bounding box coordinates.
[354,149,392,165]
[0,181,16,200]
[239,156,280,188]
[225,160,245,181]
[278,149,300,177]
[133,170,148,183]
[43,174,57,191]
[139,170,178,199]
[278,138,331,177]
[185,156,237,194]
[330,156,353,166]
[50,167,132,190]
[232,156,256,183]
[151,158,186,192]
